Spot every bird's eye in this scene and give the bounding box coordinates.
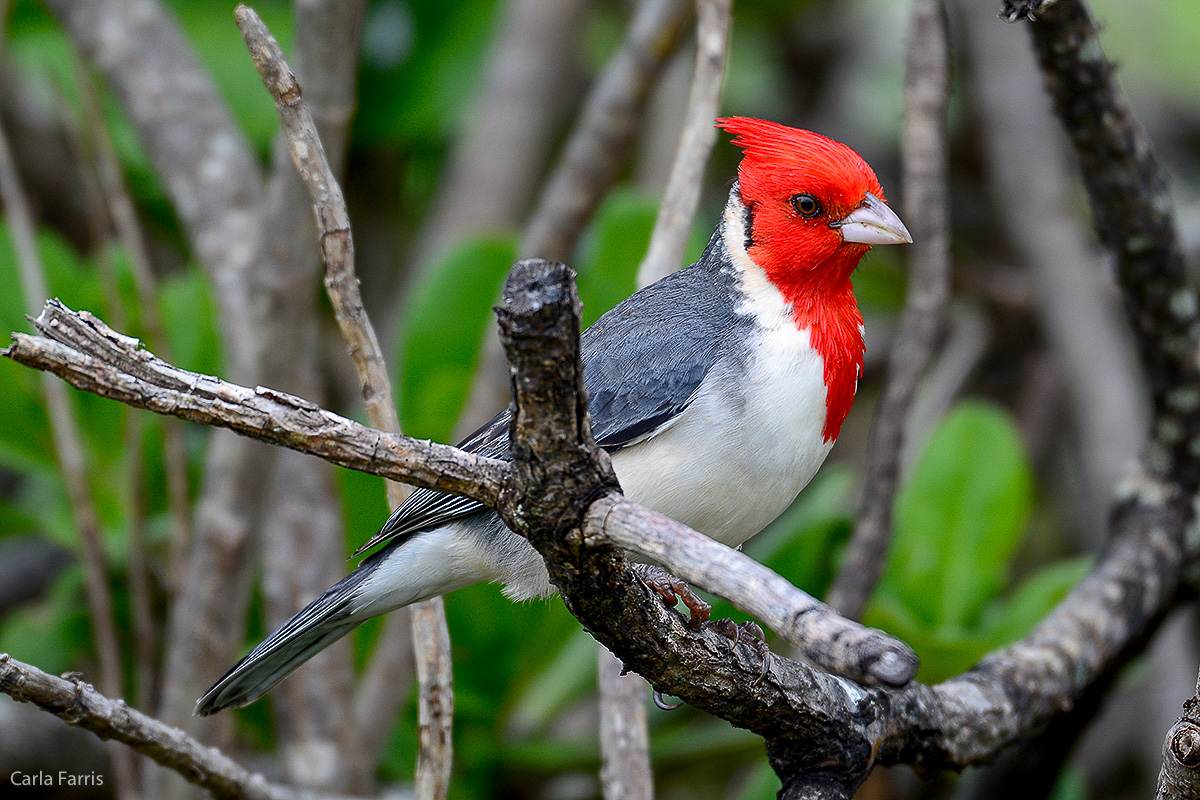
[791,193,822,219]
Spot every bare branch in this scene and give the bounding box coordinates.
[0,654,365,800]
[1019,0,1200,493]
[635,0,731,288]
[457,0,693,437]
[412,0,590,269]
[4,302,508,506]
[587,496,917,686]
[605,4,732,781]
[827,0,952,620]
[963,0,1145,548]
[234,6,454,792]
[235,4,399,465]
[9,244,1196,795]
[520,0,693,262]
[6,296,914,686]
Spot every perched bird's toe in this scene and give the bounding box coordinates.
[632,563,711,628]
[706,618,772,685]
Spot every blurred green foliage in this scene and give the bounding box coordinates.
[866,403,1090,683]
[7,0,1194,796]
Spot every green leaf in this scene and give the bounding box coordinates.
[742,466,854,598]
[979,556,1092,648]
[881,401,1034,632]
[159,263,221,376]
[0,565,91,675]
[574,188,709,327]
[574,190,658,326]
[505,629,597,737]
[355,0,503,145]
[396,234,518,443]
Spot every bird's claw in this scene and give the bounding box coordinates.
[631,565,770,683]
[707,618,772,685]
[632,564,710,629]
[653,690,684,711]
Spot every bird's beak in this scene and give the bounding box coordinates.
[832,193,912,246]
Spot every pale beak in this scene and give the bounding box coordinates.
[832,193,912,246]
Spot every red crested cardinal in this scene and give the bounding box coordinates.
[197,117,911,714]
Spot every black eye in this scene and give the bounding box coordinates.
[791,194,822,218]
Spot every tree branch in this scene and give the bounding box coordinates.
[1019,0,1200,493]
[456,0,693,434]
[0,654,363,800]
[234,8,453,793]
[3,302,508,506]
[827,0,952,620]
[635,0,732,288]
[519,0,693,263]
[7,235,1197,794]
[0,103,138,798]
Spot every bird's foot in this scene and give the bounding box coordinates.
[706,618,772,685]
[632,564,710,629]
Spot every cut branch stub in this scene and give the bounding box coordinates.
[495,259,621,534]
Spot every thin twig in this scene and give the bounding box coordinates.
[520,0,693,262]
[826,0,952,620]
[635,0,732,288]
[0,654,365,800]
[8,248,1198,794]
[412,0,590,271]
[72,52,194,595]
[600,3,732,789]
[64,55,163,716]
[235,7,454,795]
[6,302,508,506]
[0,117,138,798]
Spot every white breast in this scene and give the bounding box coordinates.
[610,198,836,548]
[609,321,831,548]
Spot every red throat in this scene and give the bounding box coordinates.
[717,117,879,443]
[764,249,865,443]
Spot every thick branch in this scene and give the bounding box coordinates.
[1020,0,1200,492]
[491,261,914,736]
[587,497,916,686]
[5,299,906,686]
[1157,670,1200,800]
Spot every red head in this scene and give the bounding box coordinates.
[717,117,910,441]
[717,117,907,286]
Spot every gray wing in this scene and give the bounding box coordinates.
[351,413,509,556]
[355,233,749,556]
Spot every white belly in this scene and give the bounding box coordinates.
[610,323,833,548]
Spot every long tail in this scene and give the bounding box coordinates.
[195,565,371,715]
[196,523,485,715]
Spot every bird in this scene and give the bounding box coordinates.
[196,117,911,715]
